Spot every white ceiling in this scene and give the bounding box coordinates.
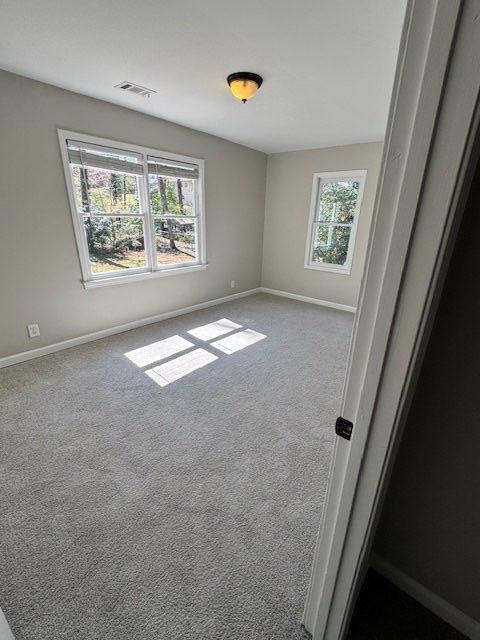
[0,0,406,153]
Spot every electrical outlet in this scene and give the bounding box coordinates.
[230,280,236,289]
[27,323,41,338]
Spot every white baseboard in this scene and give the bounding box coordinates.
[259,287,356,314]
[0,288,261,369]
[1,286,355,369]
[371,554,479,640]
[0,607,14,640]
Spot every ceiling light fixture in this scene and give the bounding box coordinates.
[227,72,263,103]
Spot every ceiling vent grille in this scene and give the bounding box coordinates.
[115,81,156,98]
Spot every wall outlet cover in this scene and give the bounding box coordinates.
[230,280,236,289]
[27,323,41,338]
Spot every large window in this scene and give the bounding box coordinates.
[59,130,205,287]
[304,170,366,274]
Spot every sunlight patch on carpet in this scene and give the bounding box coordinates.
[145,348,218,387]
[211,329,266,354]
[124,335,194,367]
[187,318,242,341]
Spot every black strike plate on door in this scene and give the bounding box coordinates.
[335,416,353,441]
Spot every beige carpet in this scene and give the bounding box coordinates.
[0,293,353,639]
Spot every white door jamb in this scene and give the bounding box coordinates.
[303,1,480,638]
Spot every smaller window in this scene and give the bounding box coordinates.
[305,170,366,274]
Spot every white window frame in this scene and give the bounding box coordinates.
[58,129,207,288]
[304,169,367,275]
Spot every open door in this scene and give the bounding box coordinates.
[303,1,480,638]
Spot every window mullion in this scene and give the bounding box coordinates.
[139,157,156,272]
[314,221,353,228]
[155,215,199,221]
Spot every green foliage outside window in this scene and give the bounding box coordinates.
[75,167,196,272]
[312,180,359,266]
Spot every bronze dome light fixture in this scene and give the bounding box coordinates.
[227,72,263,103]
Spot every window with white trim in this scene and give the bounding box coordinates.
[59,131,205,286]
[305,170,366,274]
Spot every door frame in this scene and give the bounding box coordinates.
[303,1,480,638]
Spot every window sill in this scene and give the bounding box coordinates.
[304,263,352,275]
[83,263,208,289]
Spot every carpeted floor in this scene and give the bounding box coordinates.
[0,293,353,640]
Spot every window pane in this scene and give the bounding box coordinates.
[317,180,359,223]
[149,174,195,216]
[83,216,146,273]
[312,224,351,266]
[72,166,140,215]
[154,217,197,266]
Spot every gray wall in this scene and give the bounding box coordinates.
[0,70,267,358]
[261,143,383,308]
[373,160,480,622]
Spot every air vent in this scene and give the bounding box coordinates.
[115,81,156,98]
